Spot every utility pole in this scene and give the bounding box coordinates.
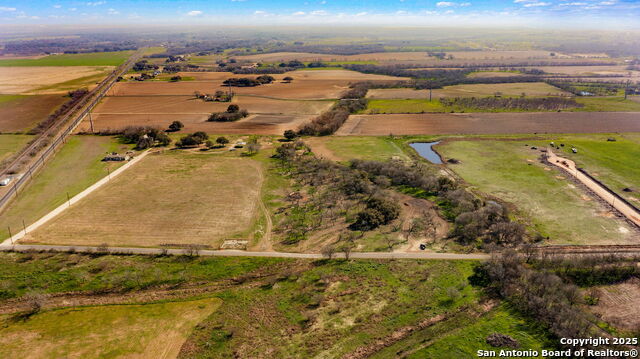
[8,227,12,244]
[624,79,630,100]
[89,112,94,133]
[22,219,27,235]
[66,192,71,207]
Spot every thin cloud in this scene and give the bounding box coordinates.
[523,2,551,7]
[86,1,106,6]
[0,7,17,11]
[186,10,203,16]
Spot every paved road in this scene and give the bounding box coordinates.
[0,150,150,246]
[0,244,489,260]
[547,148,640,228]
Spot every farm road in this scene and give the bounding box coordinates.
[547,148,640,228]
[0,244,489,260]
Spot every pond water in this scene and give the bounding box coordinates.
[410,141,443,164]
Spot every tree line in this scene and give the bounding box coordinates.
[29,88,89,135]
[439,97,582,111]
[297,99,367,136]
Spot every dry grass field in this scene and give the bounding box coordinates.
[78,113,315,134]
[83,94,332,134]
[113,69,406,99]
[338,112,640,136]
[23,151,263,248]
[93,95,332,115]
[0,298,221,359]
[0,95,67,132]
[366,82,568,99]
[0,66,113,94]
[590,277,640,332]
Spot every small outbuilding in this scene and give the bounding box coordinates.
[103,152,131,162]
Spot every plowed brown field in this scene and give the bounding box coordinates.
[337,112,640,135]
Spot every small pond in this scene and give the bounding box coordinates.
[410,141,443,164]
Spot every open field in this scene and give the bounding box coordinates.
[338,113,640,135]
[93,95,333,115]
[366,82,569,100]
[178,259,509,358]
[0,135,33,163]
[0,298,221,359]
[24,151,263,247]
[111,69,406,99]
[0,51,134,67]
[0,136,131,239]
[536,65,637,76]
[575,97,640,111]
[304,136,410,162]
[0,66,113,94]
[400,306,552,358]
[0,94,66,132]
[436,139,637,245]
[79,113,315,135]
[84,93,332,134]
[526,134,640,203]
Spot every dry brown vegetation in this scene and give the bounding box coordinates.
[366,82,569,99]
[337,112,640,136]
[23,151,263,247]
[0,95,67,132]
[0,66,113,94]
[589,277,640,331]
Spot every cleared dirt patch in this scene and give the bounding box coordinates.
[0,66,113,94]
[339,112,640,135]
[0,94,66,132]
[590,277,640,331]
[23,151,263,247]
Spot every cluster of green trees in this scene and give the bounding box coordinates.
[343,65,540,89]
[132,60,158,72]
[530,253,640,287]
[120,126,171,149]
[297,99,367,136]
[472,250,617,351]
[273,141,400,245]
[439,96,582,111]
[194,90,233,102]
[547,80,636,96]
[207,104,250,122]
[176,131,208,148]
[222,75,275,87]
[29,88,89,134]
[350,160,526,246]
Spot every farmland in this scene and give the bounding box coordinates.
[0,66,113,94]
[338,112,640,135]
[0,136,131,239]
[0,51,135,67]
[0,95,67,132]
[436,138,637,245]
[23,150,263,248]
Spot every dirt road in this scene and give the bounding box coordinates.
[0,244,489,260]
[547,148,640,228]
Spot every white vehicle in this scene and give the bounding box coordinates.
[0,177,11,186]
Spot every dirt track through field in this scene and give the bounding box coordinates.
[337,112,640,135]
[546,148,640,228]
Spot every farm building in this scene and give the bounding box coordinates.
[102,153,131,162]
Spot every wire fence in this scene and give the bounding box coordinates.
[0,50,143,212]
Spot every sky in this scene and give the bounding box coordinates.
[0,0,639,28]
